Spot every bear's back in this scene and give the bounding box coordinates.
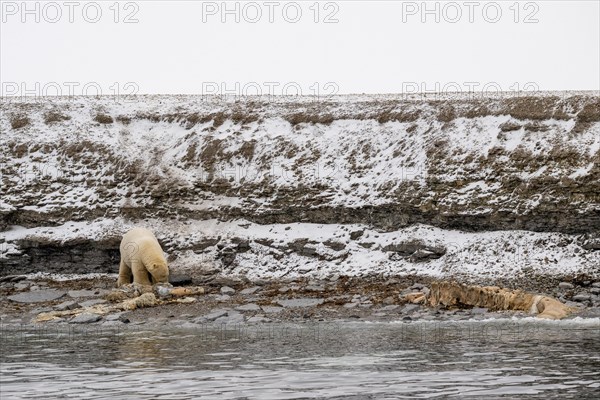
[120,228,162,256]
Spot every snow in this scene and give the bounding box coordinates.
[2,218,598,282]
[23,272,118,282]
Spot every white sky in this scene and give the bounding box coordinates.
[1,0,599,96]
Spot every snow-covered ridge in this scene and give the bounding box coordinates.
[2,218,599,284]
[1,93,599,280]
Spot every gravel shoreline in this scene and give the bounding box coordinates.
[1,274,599,328]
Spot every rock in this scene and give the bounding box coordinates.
[29,286,40,291]
[102,320,126,327]
[401,304,420,314]
[105,312,125,321]
[68,289,107,298]
[156,286,172,298]
[236,303,261,312]
[247,316,271,323]
[169,274,193,286]
[471,307,488,314]
[220,286,235,295]
[410,248,445,262]
[590,288,600,295]
[54,301,80,311]
[383,240,446,261]
[572,294,591,302]
[14,282,30,290]
[198,267,220,276]
[70,313,102,324]
[564,301,581,308]
[8,289,66,303]
[278,286,290,293]
[276,298,324,308]
[214,294,231,302]
[30,306,53,315]
[261,306,283,314]
[329,273,340,282]
[211,276,244,287]
[402,316,412,321]
[350,230,364,240]
[214,311,245,325]
[592,282,600,288]
[322,239,346,251]
[382,296,396,305]
[499,121,522,132]
[580,236,600,251]
[558,282,574,290]
[343,302,358,309]
[79,299,107,308]
[0,275,27,283]
[381,305,399,311]
[297,265,313,274]
[196,309,230,323]
[240,286,260,295]
[305,285,325,292]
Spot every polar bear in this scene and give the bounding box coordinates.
[118,228,169,287]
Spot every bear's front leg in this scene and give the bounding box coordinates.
[131,260,153,286]
[117,260,133,287]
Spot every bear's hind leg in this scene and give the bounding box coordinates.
[117,260,132,287]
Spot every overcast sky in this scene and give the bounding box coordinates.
[1,0,599,96]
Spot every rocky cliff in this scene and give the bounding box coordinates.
[1,93,599,284]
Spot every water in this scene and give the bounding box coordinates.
[1,318,599,399]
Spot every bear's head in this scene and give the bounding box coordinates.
[147,261,169,284]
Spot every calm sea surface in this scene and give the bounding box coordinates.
[1,318,599,399]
